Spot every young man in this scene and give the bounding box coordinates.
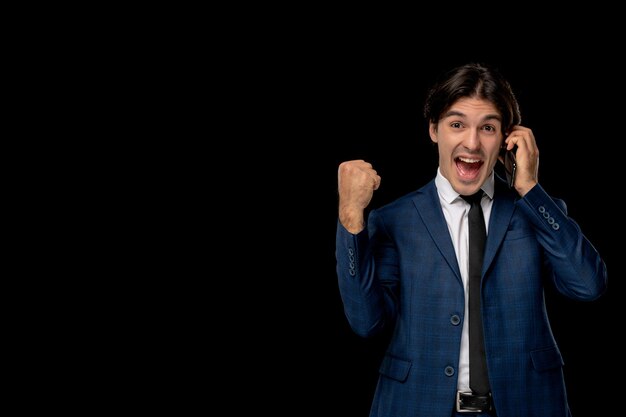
[335,63,607,417]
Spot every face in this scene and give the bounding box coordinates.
[429,97,504,196]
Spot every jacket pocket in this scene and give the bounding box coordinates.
[379,354,411,382]
[504,227,534,241]
[530,345,564,372]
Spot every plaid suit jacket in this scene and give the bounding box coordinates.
[336,176,607,417]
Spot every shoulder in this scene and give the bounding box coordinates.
[373,180,436,216]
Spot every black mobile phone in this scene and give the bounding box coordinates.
[500,146,517,188]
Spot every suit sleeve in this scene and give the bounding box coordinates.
[517,183,608,300]
[335,210,400,338]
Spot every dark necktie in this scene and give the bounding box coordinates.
[462,192,490,395]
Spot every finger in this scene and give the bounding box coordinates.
[512,133,538,155]
[506,126,535,150]
[357,160,373,170]
[505,133,526,151]
[373,175,382,190]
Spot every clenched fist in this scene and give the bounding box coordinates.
[338,160,381,234]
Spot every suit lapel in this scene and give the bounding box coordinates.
[411,181,462,284]
[482,178,517,277]
[410,177,517,285]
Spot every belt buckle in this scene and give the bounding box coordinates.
[456,391,491,413]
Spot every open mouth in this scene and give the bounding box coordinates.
[455,156,483,180]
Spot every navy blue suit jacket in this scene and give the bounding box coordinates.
[336,177,607,417]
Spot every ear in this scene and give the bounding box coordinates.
[428,123,438,143]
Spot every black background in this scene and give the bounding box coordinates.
[75,15,623,417]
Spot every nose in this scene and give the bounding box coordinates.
[463,129,481,151]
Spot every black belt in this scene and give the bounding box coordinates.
[456,391,492,413]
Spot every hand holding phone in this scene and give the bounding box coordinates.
[500,126,540,196]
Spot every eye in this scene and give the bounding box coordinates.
[450,122,463,129]
[482,125,497,133]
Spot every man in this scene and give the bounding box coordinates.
[335,63,607,416]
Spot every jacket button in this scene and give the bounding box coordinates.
[445,366,455,377]
[543,211,550,219]
[348,248,354,255]
[538,206,546,213]
[552,223,560,230]
[450,314,461,326]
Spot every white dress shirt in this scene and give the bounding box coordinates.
[434,168,495,392]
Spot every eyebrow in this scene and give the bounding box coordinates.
[443,110,502,123]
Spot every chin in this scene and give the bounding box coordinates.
[454,180,482,195]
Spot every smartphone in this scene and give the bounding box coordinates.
[500,146,517,188]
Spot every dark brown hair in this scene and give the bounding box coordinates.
[423,63,521,135]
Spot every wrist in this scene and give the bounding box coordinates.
[339,206,365,234]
